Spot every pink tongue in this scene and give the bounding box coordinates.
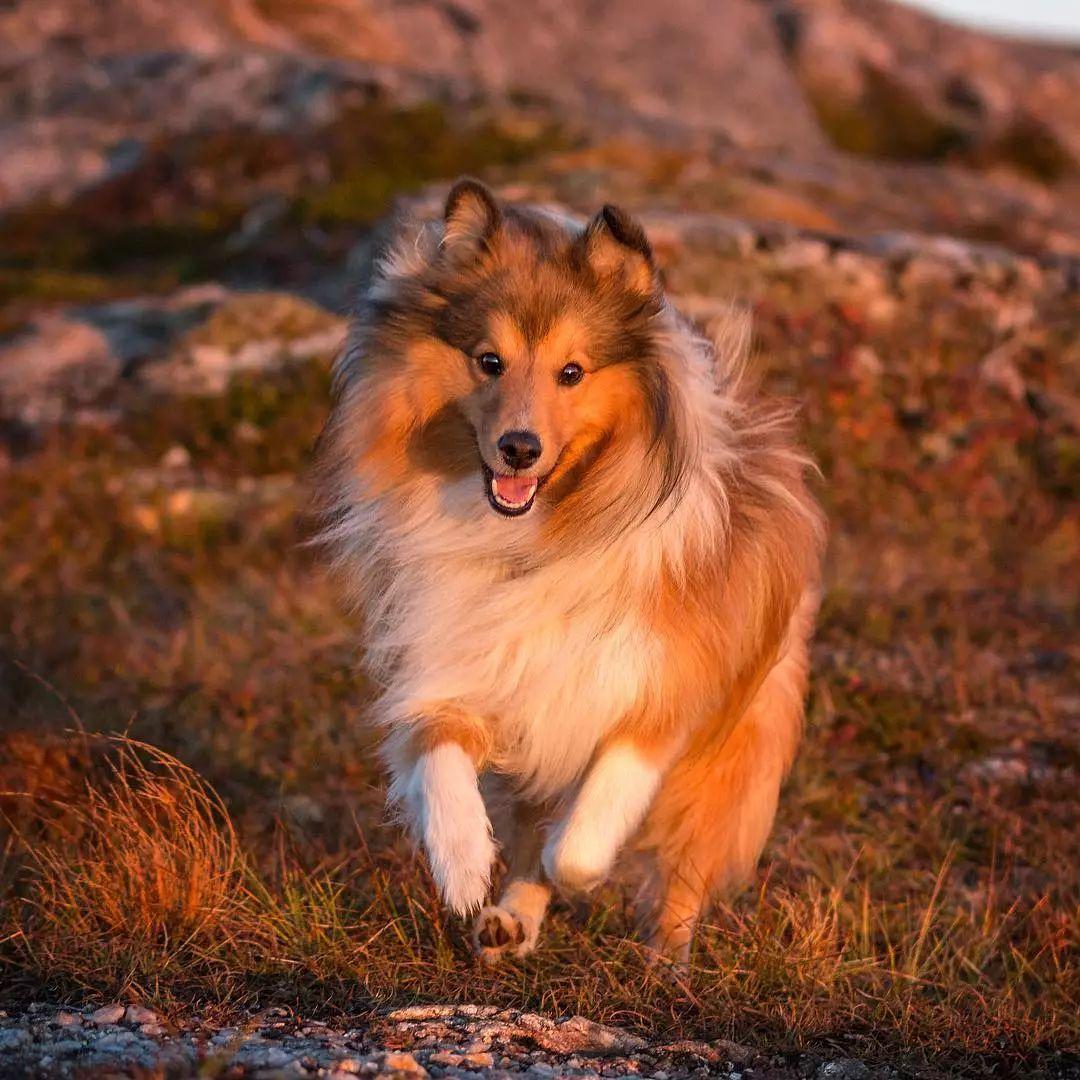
[494,474,536,504]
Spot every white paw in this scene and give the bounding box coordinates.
[541,822,612,894]
[543,744,662,893]
[473,904,538,963]
[407,744,496,915]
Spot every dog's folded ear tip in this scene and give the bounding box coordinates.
[445,177,499,219]
[597,204,652,260]
[578,204,656,289]
[443,178,502,253]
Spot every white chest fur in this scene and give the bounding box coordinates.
[372,542,664,800]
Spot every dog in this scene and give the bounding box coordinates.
[316,178,824,963]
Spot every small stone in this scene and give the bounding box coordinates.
[772,238,830,270]
[89,1004,126,1026]
[50,1037,92,1053]
[54,1011,82,1027]
[428,1051,461,1067]
[382,1051,426,1075]
[461,1051,494,1068]
[333,1059,363,1075]
[140,1022,166,1036]
[817,1060,871,1080]
[160,445,192,469]
[93,1031,140,1052]
[0,1029,30,1050]
[124,1005,158,1025]
[849,346,883,382]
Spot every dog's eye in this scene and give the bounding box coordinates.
[558,362,584,387]
[476,352,504,378]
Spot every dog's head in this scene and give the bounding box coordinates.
[340,179,688,536]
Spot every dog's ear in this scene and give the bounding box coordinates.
[443,178,501,259]
[577,204,657,294]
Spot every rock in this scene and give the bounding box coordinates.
[430,1049,496,1068]
[817,1059,871,1079]
[160,445,193,469]
[89,1004,126,1026]
[236,1044,293,1069]
[53,1011,83,1027]
[769,0,1079,176]
[0,316,118,426]
[143,293,345,395]
[0,1006,888,1079]
[123,1005,158,1025]
[382,1050,426,1074]
[0,288,222,427]
[92,1031,140,1051]
[772,238,832,271]
[386,1005,503,1022]
[557,1016,648,1055]
[0,1028,30,1050]
[0,287,343,429]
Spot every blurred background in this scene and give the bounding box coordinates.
[0,1,1077,1074]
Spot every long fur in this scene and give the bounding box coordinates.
[315,180,825,958]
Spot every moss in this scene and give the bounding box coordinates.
[810,64,966,162]
[179,293,342,353]
[0,103,564,281]
[126,359,332,476]
[0,268,125,306]
[982,116,1075,183]
[293,103,565,228]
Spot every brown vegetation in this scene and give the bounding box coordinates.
[1,222,1076,1073]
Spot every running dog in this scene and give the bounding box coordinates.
[316,179,824,962]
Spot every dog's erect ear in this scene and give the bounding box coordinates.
[577,204,657,294]
[443,178,501,259]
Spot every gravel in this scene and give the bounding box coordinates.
[0,1003,901,1079]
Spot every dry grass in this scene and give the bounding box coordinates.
[10,737,246,987]
[2,730,1074,1070]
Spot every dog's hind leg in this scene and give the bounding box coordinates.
[640,596,813,963]
[473,799,552,962]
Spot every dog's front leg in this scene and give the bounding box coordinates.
[392,714,496,915]
[542,736,679,894]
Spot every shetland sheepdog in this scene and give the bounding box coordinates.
[316,179,824,962]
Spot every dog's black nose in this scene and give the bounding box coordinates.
[497,430,542,469]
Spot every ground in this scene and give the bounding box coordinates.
[0,9,1078,1077]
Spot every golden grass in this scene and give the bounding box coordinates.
[9,737,246,988]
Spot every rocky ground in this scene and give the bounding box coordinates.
[3,201,1075,441]
[0,1003,939,1080]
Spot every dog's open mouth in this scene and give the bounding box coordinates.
[482,465,540,517]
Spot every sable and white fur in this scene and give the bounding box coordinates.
[316,180,825,961]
